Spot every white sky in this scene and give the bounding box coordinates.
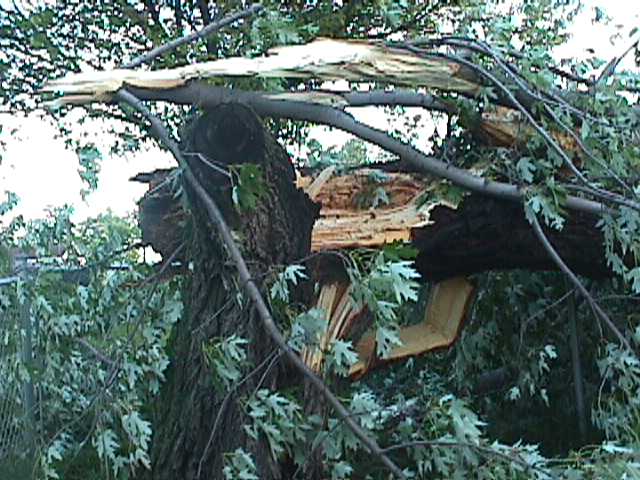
[0,0,638,223]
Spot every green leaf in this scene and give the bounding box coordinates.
[331,461,353,480]
[288,308,327,352]
[628,267,640,293]
[516,157,536,183]
[270,264,307,302]
[328,339,358,376]
[376,324,402,358]
[93,429,120,462]
[230,164,266,212]
[76,144,102,199]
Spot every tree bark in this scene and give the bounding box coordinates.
[150,104,318,480]
[412,195,610,281]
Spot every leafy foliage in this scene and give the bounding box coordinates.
[2,0,640,479]
[0,209,181,478]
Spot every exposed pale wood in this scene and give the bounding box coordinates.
[301,277,475,379]
[478,106,581,157]
[302,281,363,372]
[43,38,482,107]
[349,276,476,378]
[304,169,447,250]
[304,166,335,201]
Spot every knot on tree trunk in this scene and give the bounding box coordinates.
[182,102,314,267]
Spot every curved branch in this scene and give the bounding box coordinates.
[124,3,263,68]
[127,83,607,216]
[339,90,455,113]
[114,88,407,479]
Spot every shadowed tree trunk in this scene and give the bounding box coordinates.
[412,195,609,281]
[150,103,319,480]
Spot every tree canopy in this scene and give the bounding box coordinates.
[1,1,640,479]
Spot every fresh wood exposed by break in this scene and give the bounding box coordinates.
[350,276,476,378]
[43,38,481,107]
[302,277,476,379]
[478,106,582,164]
[301,169,443,250]
[302,281,364,372]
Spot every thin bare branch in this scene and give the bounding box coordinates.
[412,35,595,87]
[566,279,587,443]
[529,212,632,351]
[124,3,263,69]
[114,88,407,479]
[596,36,640,85]
[410,37,638,196]
[75,338,116,366]
[340,89,455,113]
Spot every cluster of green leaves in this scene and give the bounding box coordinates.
[349,251,421,357]
[203,334,249,391]
[241,262,640,479]
[0,207,182,479]
[592,332,640,443]
[304,138,370,172]
[229,164,268,212]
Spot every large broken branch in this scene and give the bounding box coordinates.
[44,38,482,103]
[134,168,614,282]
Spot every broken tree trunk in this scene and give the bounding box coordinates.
[135,168,611,283]
[150,104,318,480]
[134,163,609,383]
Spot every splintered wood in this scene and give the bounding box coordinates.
[301,282,361,372]
[478,106,582,164]
[298,168,436,251]
[43,38,481,107]
[303,277,475,379]
[297,169,475,379]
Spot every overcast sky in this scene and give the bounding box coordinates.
[0,0,638,224]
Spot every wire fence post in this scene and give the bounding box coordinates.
[13,251,36,457]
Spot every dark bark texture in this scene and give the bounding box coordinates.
[412,195,610,282]
[150,103,318,480]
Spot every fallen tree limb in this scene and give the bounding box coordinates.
[134,168,619,282]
